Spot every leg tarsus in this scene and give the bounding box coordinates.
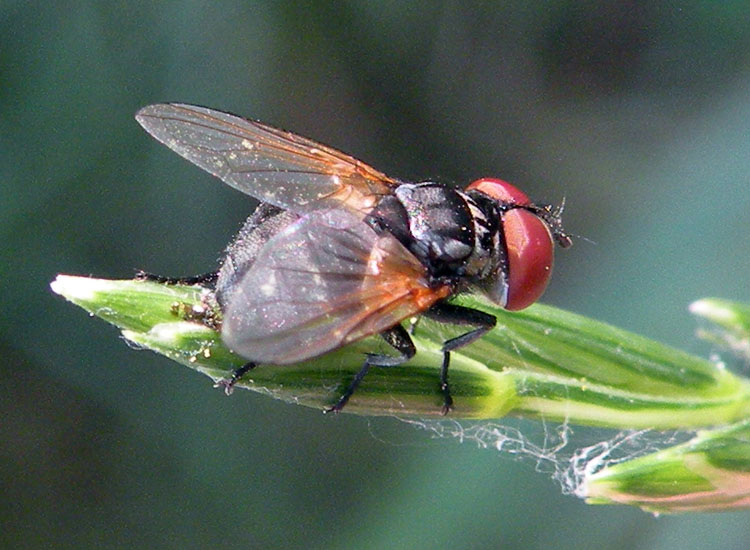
[214,361,256,395]
[325,361,371,414]
[439,352,453,415]
[326,325,415,414]
[424,303,497,414]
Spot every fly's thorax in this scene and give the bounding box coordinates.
[215,204,299,308]
[367,183,500,285]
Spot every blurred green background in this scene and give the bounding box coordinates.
[3,2,750,548]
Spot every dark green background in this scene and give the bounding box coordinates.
[3,2,750,548]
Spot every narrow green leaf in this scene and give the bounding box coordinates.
[691,298,750,337]
[690,298,750,362]
[583,419,750,513]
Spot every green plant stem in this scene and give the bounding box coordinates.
[51,275,750,427]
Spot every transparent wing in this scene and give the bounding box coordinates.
[220,209,451,364]
[136,103,398,215]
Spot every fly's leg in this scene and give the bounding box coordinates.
[214,362,257,395]
[135,270,219,286]
[423,303,497,414]
[325,324,416,414]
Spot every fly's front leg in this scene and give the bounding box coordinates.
[423,303,497,414]
[326,324,416,414]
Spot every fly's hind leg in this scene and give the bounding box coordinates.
[423,303,497,414]
[325,324,416,414]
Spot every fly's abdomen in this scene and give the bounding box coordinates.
[215,204,299,308]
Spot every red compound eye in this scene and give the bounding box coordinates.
[502,208,554,311]
[467,178,556,310]
[465,178,531,207]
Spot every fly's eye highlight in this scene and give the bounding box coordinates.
[465,178,531,207]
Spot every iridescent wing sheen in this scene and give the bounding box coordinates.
[220,209,451,364]
[136,103,398,215]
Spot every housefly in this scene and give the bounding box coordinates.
[135,104,572,413]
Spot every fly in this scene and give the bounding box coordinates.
[135,104,572,414]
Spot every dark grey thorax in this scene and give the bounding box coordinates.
[367,183,501,285]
